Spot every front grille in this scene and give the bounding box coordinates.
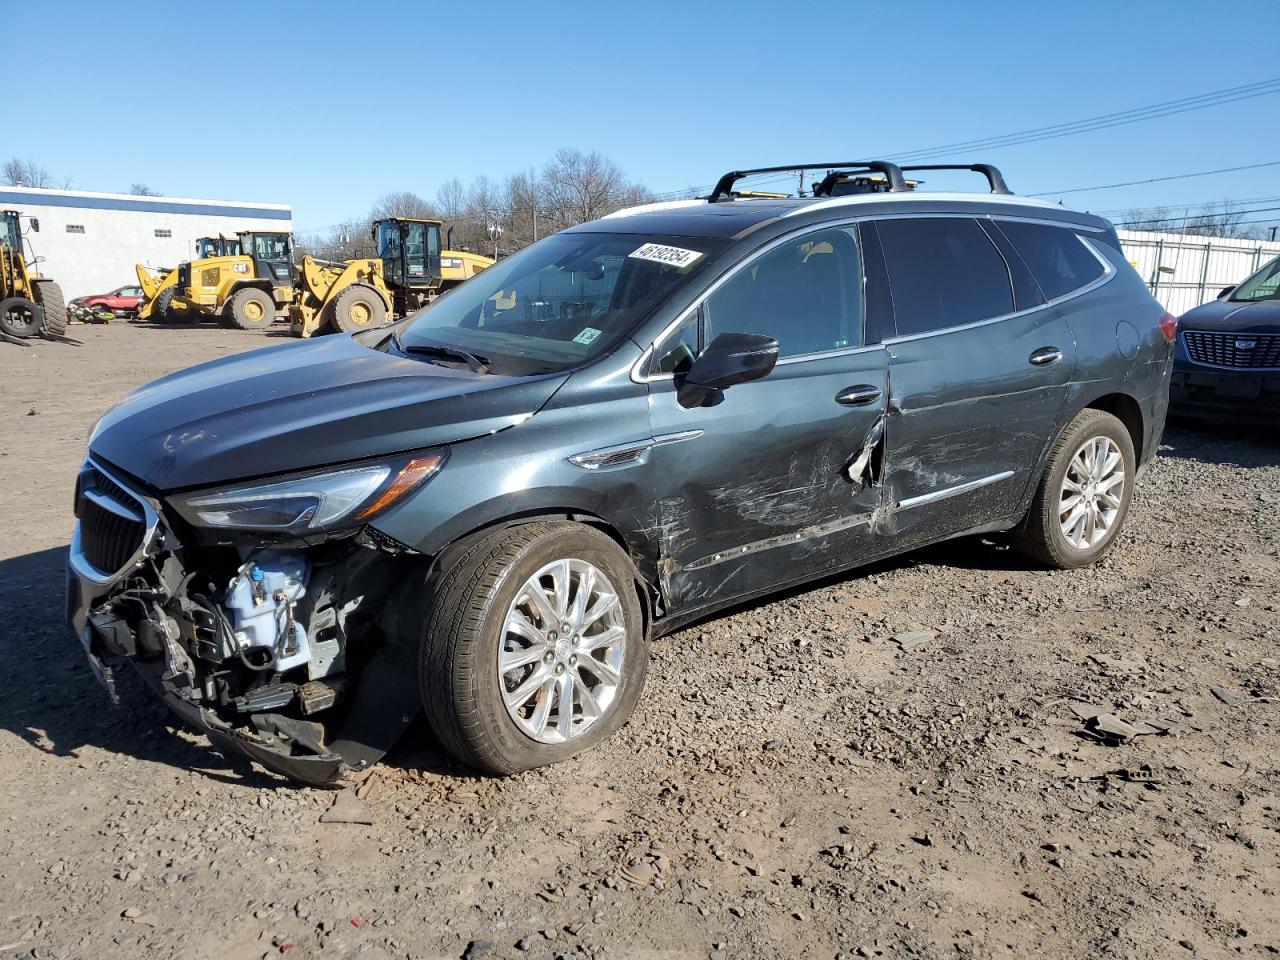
[78,466,147,576]
[1183,330,1280,369]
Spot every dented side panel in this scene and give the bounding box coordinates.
[643,347,889,610]
[878,306,1077,546]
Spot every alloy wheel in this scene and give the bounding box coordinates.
[1059,435,1125,549]
[498,558,627,744]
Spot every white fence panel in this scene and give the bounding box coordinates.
[1116,229,1280,316]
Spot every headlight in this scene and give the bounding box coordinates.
[171,452,446,533]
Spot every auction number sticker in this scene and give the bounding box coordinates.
[629,243,703,269]
[572,327,602,345]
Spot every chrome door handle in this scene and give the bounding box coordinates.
[1028,346,1063,366]
[835,384,882,406]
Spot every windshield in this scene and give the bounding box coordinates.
[1229,256,1280,302]
[1,214,20,251]
[197,238,240,259]
[397,232,724,374]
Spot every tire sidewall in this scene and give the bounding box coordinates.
[229,288,274,329]
[441,527,648,772]
[1043,413,1135,566]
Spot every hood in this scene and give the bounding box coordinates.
[1179,297,1280,334]
[90,335,568,490]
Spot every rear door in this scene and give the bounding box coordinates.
[870,216,1076,546]
[643,225,888,610]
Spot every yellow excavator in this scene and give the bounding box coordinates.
[290,217,492,337]
[137,231,295,328]
[1,209,70,345]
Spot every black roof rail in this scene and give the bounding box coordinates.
[708,161,909,202]
[897,163,1012,195]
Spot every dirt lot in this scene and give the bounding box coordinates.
[1,323,1277,960]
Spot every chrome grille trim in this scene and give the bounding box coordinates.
[1182,330,1280,371]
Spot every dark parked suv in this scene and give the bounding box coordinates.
[1170,254,1280,423]
[68,161,1175,784]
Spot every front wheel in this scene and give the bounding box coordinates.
[1012,409,1135,569]
[225,287,276,330]
[420,521,649,774]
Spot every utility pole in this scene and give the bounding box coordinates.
[1270,225,1277,242]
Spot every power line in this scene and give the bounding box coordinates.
[883,79,1280,161]
[1114,204,1280,227]
[1030,160,1280,197]
[1094,194,1280,215]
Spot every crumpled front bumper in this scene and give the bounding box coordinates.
[67,509,418,787]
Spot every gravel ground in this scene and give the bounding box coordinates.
[1,323,1277,960]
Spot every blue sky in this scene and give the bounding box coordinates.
[11,0,1280,234]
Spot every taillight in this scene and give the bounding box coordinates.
[1158,312,1178,342]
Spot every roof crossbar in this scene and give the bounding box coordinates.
[898,164,1012,195]
[708,161,909,202]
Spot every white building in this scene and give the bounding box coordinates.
[0,186,291,301]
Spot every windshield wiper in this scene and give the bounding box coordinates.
[392,333,490,374]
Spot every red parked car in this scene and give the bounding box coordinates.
[67,285,145,322]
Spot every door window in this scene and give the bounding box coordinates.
[653,227,863,372]
[995,220,1106,300]
[875,218,1015,336]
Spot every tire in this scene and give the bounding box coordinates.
[1012,409,1135,569]
[420,521,649,775]
[32,281,66,337]
[328,284,387,334]
[152,287,178,324]
[0,296,41,338]
[225,287,275,330]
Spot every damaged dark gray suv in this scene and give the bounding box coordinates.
[68,161,1175,785]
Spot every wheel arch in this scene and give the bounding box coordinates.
[1082,391,1145,464]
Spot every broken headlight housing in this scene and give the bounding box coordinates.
[170,451,446,534]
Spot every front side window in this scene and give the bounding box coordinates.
[996,220,1105,301]
[399,232,723,375]
[1228,256,1280,303]
[653,227,863,372]
[252,234,290,261]
[875,217,1014,337]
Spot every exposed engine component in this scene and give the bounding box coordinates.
[222,551,311,672]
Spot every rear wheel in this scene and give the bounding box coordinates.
[32,281,66,337]
[1012,409,1135,569]
[420,521,649,774]
[226,287,275,330]
[0,297,41,338]
[328,284,387,334]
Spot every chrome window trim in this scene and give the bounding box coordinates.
[631,213,1114,383]
[896,470,1017,510]
[1179,329,1280,372]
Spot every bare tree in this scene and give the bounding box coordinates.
[540,148,649,227]
[435,178,466,220]
[3,157,55,188]
[129,183,161,196]
[370,191,438,221]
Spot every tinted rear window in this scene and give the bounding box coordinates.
[875,217,1015,337]
[996,221,1106,300]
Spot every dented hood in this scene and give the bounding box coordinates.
[89,335,567,491]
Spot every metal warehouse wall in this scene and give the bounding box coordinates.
[1117,229,1280,316]
[0,187,291,302]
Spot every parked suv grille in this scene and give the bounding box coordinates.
[77,465,147,576]
[1183,330,1280,369]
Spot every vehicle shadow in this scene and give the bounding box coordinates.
[0,544,459,788]
[1159,421,1280,468]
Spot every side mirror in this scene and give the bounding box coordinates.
[1219,285,1235,299]
[677,332,779,408]
[28,218,39,232]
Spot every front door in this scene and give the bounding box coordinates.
[642,225,889,611]
[869,216,1076,546]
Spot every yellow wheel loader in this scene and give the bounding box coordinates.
[136,236,243,324]
[136,231,294,329]
[1,209,72,346]
[290,218,493,338]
